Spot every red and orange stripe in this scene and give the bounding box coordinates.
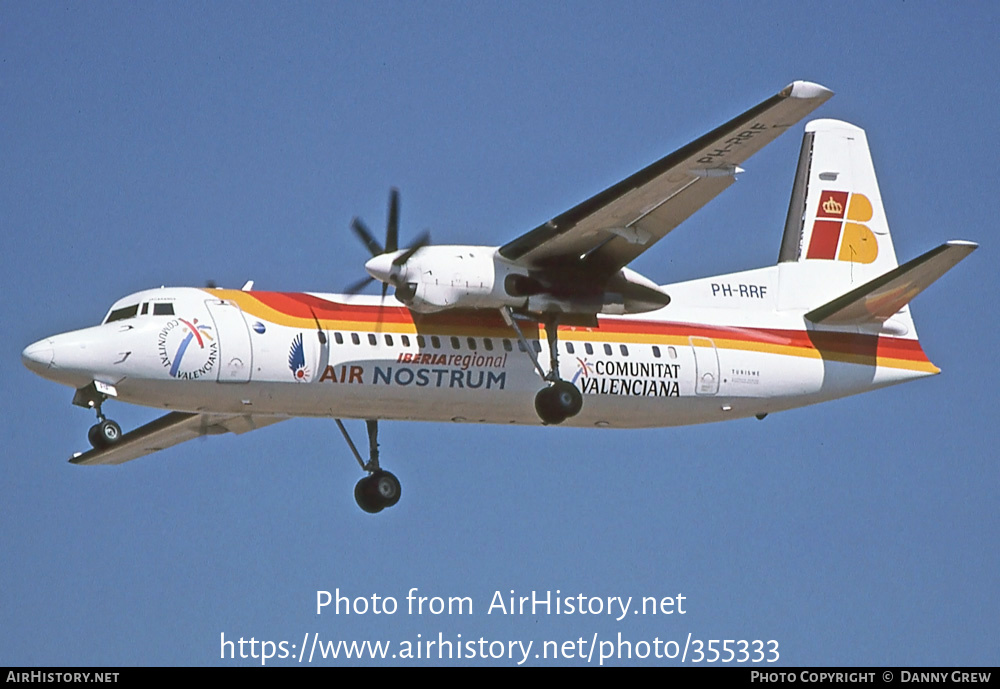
[208,289,938,374]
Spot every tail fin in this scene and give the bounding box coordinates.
[776,119,977,334]
[778,119,899,282]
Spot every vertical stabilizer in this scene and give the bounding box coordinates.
[777,119,912,322]
[778,119,899,281]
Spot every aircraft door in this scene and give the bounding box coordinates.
[205,299,253,383]
[689,336,719,396]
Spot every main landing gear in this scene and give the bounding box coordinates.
[336,418,401,514]
[73,382,123,450]
[501,308,583,425]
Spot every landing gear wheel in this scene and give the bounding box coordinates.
[354,471,402,513]
[338,418,403,514]
[88,419,122,449]
[372,470,402,507]
[551,380,583,418]
[535,381,583,425]
[534,386,565,425]
[88,424,101,449]
[354,476,384,514]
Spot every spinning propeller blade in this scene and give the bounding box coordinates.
[351,217,383,257]
[348,189,431,299]
[385,188,399,254]
[344,275,376,295]
[392,230,431,267]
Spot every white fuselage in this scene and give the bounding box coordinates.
[22,265,937,430]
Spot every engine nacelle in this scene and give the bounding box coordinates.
[396,246,523,313]
[394,246,669,315]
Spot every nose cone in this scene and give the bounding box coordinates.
[22,339,54,374]
[364,253,395,284]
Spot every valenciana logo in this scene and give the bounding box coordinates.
[806,191,878,264]
[158,318,217,379]
[571,358,593,385]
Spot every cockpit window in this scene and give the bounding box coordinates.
[152,303,174,316]
[105,304,138,323]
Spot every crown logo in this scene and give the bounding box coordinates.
[807,191,878,264]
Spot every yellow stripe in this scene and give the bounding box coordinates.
[215,290,936,373]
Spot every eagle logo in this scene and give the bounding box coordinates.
[288,333,310,382]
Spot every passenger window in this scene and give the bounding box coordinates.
[603,344,612,356]
[467,337,477,350]
[517,340,527,352]
[585,343,593,355]
[451,336,461,350]
[652,345,661,358]
[335,332,344,345]
[566,342,575,355]
[668,346,677,359]
[152,303,174,316]
[351,333,360,345]
[384,334,393,346]
[503,339,513,352]
[620,344,629,356]
[417,335,426,348]
[401,335,410,347]
[483,338,494,351]
[532,341,542,353]
[431,336,441,349]
[368,333,377,346]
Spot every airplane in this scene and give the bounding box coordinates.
[22,80,977,514]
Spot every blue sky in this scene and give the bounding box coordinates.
[2,2,996,666]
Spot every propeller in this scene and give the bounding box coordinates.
[346,188,430,299]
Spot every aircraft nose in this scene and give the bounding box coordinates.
[21,338,54,374]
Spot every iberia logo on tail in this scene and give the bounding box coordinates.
[806,191,878,263]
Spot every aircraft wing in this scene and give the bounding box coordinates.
[69,412,287,466]
[499,81,833,276]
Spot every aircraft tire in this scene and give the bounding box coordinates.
[372,471,402,508]
[89,419,122,449]
[551,380,583,418]
[97,419,122,447]
[534,387,568,425]
[354,476,384,514]
[88,424,102,449]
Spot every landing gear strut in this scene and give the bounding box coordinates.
[74,382,123,450]
[501,308,583,425]
[336,418,401,514]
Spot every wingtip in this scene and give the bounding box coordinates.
[782,80,834,100]
[945,239,979,250]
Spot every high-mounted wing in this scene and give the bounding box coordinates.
[69,412,287,466]
[499,81,833,276]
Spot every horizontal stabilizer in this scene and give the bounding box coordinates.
[69,412,286,466]
[805,240,978,325]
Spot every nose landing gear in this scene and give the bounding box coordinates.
[87,418,122,449]
[73,382,123,450]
